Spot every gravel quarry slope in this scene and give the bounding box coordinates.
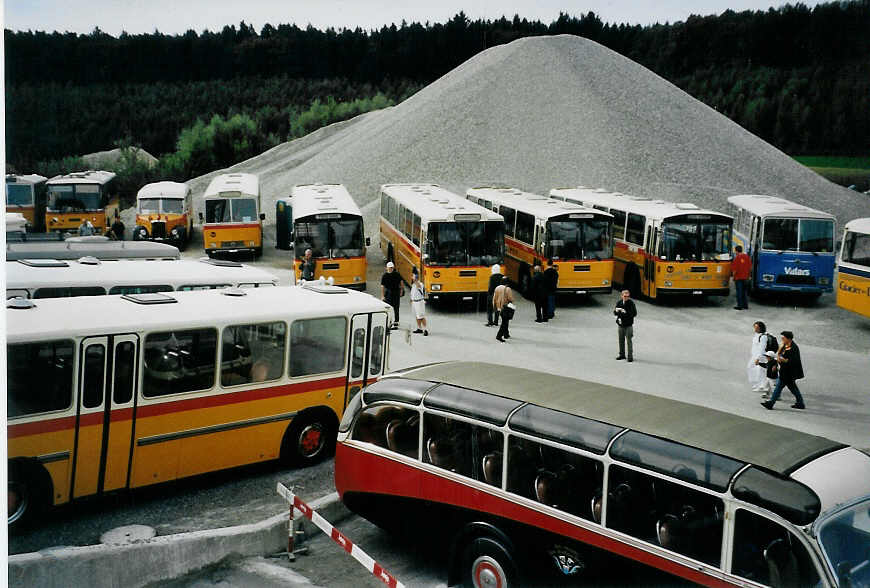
[190,34,870,229]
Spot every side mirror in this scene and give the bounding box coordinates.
[259,213,266,221]
[365,236,371,247]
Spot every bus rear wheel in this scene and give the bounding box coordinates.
[462,537,518,588]
[8,460,50,533]
[281,413,336,468]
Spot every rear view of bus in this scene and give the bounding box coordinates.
[289,184,367,289]
[837,218,870,318]
[45,171,118,235]
[134,181,193,249]
[728,195,836,297]
[380,184,504,302]
[202,173,264,257]
[6,174,47,232]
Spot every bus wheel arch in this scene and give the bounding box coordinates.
[280,407,338,467]
[449,522,518,587]
[8,458,53,533]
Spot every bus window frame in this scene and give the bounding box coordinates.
[288,315,348,379]
[220,320,288,388]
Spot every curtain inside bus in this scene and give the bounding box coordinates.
[546,218,612,260]
[660,221,731,261]
[426,221,503,266]
[294,215,364,258]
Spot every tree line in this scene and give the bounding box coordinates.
[5,1,869,175]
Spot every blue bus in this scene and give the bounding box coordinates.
[727,195,836,296]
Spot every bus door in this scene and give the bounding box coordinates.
[72,335,139,498]
[642,226,655,297]
[346,312,389,406]
[750,216,761,285]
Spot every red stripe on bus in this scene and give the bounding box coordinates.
[505,236,537,257]
[336,446,736,588]
[8,415,77,438]
[202,223,261,229]
[110,407,134,423]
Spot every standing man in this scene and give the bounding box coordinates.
[493,276,514,343]
[531,264,548,323]
[614,289,637,362]
[761,331,806,410]
[732,245,751,310]
[300,248,316,281]
[485,263,502,327]
[381,261,403,329]
[544,259,558,320]
[110,212,125,241]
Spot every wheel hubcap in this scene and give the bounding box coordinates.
[472,555,506,588]
[298,424,324,457]
[8,482,28,524]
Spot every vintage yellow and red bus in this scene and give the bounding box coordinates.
[379,184,504,303]
[467,187,614,297]
[551,187,733,299]
[134,181,194,249]
[201,173,264,257]
[44,171,119,235]
[289,184,368,290]
[837,218,870,319]
[7,284,391,530]
[6,173,47,232]
[336,361,870,587]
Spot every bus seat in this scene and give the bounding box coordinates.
[353,412,382,445]
[656,513,682,550]
[386,417,418,458]
[764,538,799,588]
[427,437,455,470]
[250,360,270,382]
[534,470,559,507]
[591,492,602,523]
[482,452,502,486]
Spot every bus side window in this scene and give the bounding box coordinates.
[7,339,74,417]
[611,210,626,240]
[221,322,286,386]
[626,214,646,245]
[143,328,218,396]
[350,327,366,379]
[352,405,418,459]
[369,325,384,376]
[423,414,499,482]
[289,317,346,377]
[732,509,820,587]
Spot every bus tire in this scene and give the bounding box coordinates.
[624,265,641,298]
[280,410,337,468]
[8,459,52,534]
[462,536,518,588]
[519,268,532,299]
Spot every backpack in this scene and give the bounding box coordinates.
[765,334,778,353]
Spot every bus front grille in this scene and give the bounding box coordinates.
[151,221,166,238]
[459,270,477,277]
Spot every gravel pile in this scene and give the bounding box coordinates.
[190,34,870,233]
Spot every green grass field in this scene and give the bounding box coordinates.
[793,156,870,190]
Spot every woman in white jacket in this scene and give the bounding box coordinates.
[748,321,770,392]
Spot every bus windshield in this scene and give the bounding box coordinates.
[47,185,102,211]
[764,218,834,253]
[660,219,732,261]
[546,217,612,260]
[205,198,257,223]
[426,221,503,266]
[295,215,364,258]
[818,497,870,587]
[139,198,184,215]
[6,184,33,206]
[843,231,870,267]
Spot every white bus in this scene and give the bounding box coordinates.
[5,237,181,261]
[287,184,369,290]
[6,257,278,300]
[7,285,391,530]
[201,173,264,257]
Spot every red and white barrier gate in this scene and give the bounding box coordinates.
[277,482,405,588]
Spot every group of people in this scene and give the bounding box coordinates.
[380,261,428,336]
[78,213,125,240]
[747,321,806,410]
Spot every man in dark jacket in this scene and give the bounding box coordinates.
[485,263,502,326]
[761,330,806,410]
[614,289,637,362]
[531,264,548,322]
[543,259,558,319]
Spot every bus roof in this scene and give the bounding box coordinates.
[552,187,731,222]
[291,184,362,219]
[392,361,844,476]
[46,170,116,186]
[380,184,503,225]
[5,239,181,261]
[6,258,278,291]
[7,285,390,342]
[843,217,870,234]
[6,174,47,185]
[204,173,259,199]
[137,181,189,200]
[468,186,612,220]
[726,195,835,220]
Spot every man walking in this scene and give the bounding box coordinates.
[732,245,751,310]
[614,289,637,362]
[761,330,806,410]
[544,259,558,319]
[493,276,514,343]
[299,248,316,281]
[532,264,548,322]
[380,261,403,329]
[485,264,502,327]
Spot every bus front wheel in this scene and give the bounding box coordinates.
[281,412,336,468]
[8,460,51,533]
[462,537,518,588]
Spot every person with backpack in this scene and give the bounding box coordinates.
[748,321,774,393]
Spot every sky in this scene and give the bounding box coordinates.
[4,0,828,36]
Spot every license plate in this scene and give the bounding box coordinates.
[692,290,703,295]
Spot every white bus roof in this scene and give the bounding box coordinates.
[6,174,47,185]
[7,285,390,343]
[726,194,835,220]
[6,258,278,293]
[46,170,116,186]
[844,217,870,235]
[5,239,181,261]
[137,181,189,200]
[380,183,503,225]
[204,173,259,199]
[291,184,362,219]
[468,186,612,220]
[552,187,731,222]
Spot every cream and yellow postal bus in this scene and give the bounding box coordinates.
[837,218,870,319]
[467,187,614,296]
[201,173,264,257]
[45,171,119,235]
[134,181,194,249]
[6,173,47,232]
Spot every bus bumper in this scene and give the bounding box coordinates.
[657,287,730,296]
[557,286,612,295]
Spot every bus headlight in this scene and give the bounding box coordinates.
[431,284,442,291]
[170,227,179,237]
[210,242,217,249]
[762,274,775,282]
[354,276,361,282]
[249,241,255,246]
[664,280,673,287]
[602,279,609,285]
[137,227,148,238]
[819,277,830,285]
